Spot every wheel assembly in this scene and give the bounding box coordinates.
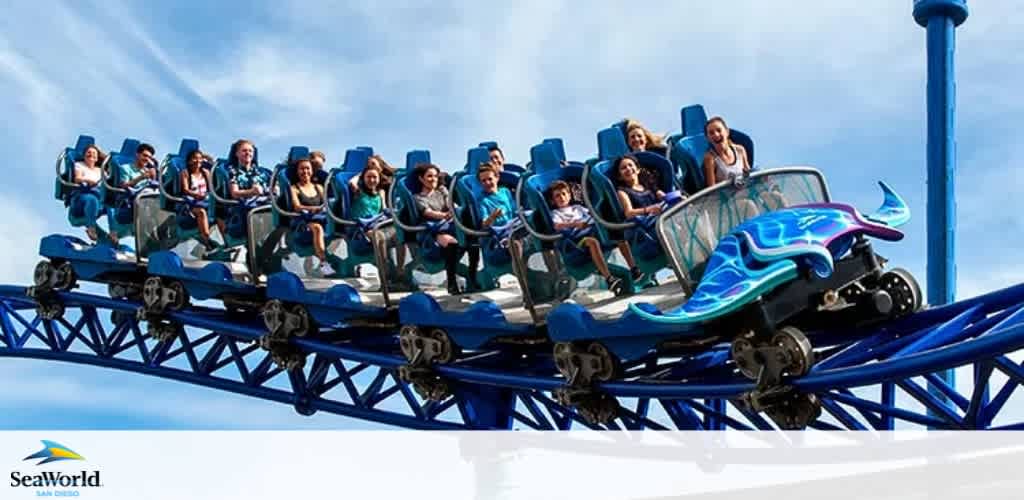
[553,341,619,387]
[879,268,922,317]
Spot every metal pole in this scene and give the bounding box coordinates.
[913,0,968,398]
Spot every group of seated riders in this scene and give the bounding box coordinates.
[67,114,752,295]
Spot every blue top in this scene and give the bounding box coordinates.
[478,187,516,226]
[620,187,658,209]
[229,164,270,191]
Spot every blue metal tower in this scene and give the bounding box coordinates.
[914,0,968,392]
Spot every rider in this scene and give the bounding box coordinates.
[179,149,218,251]
[71,144,108,243]
[290,157,334,276]
[702,116,751,187]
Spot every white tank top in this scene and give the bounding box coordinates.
[74,162,102,184]
[712,144,744,182]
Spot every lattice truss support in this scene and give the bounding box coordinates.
[3,284,1024,430]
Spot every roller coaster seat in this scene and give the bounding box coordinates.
[585,151,678,277]
[667,105,755,194]
[105,138,158,235]
[55,135,110,228]
[215,143,271,246]
[392,175,443,274]
[597,127,629,162]
[451,147,532,288]
[322,168,390,277]
[270,145,313,230]
[520,143,622,284]
[157,139,209,239]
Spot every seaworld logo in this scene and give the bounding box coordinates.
[22,441,85,466]
[9,441,103,492]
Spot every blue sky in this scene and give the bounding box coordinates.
[0,0,1021,429]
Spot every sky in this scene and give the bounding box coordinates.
[0,0,1022,429]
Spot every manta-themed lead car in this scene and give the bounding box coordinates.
[547,168,922,394]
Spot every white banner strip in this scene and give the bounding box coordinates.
[2,431,1022,500]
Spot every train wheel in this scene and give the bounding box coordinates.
[142,277,163,311]
[289,304,312,337]
[773,327,814,378]
[428,328,459,364]
[167,281,190,311]
[33,261,52,288]
[262,300,286,335]
[53,262,77,291]
[587,342,619,382]
[398,325,419,362]
[731,334,761,380]
[880,268,922,317]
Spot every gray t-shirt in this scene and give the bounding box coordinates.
[414,186,449,214]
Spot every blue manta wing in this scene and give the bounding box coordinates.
[864,181,910,228]
[628,234,799,324]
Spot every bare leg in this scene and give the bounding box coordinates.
[310,223,326,261]
[617,241,638,269]
[193,208,211,241]
[584,238,612,278]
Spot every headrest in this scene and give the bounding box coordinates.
[478,141,499,150]
[343,148,371,172]
[680,104,708,137]
[597,127,629,160]
[119,138,140,157]
[74,135,95,156]
[542,138,567,162]
[178,139,200,158]
[529,143,561,174]
[287,146,309,163]
[465,147,491,176]
[406,150,430,171]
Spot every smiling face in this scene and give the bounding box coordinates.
[419,167,439,191]
[82,146,99,167]
[296,160,312,182]
[627,127,647,152]
[706,120,729,147]
[488,149,504,171]
[235,141,254,167]
[135,149,154,168]
[478,170,499,194]
[188,151,203,170]
[362,168,381,191]
[617,157,640,185]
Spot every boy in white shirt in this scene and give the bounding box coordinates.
[549,180,625,291]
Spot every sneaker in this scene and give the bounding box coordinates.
[606,276,624,295]
[630,267,645,283]
[317,261,336,277]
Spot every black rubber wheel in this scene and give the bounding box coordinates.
[143,277,163,309]
[262,300,286,333]
[168,281,190,311]
[879,268,922,317]
[289,304,312,337]
[773,326,814,377]
[428,328,460,364]
[587,342,620,382]
[399,325,419,362]
[33,261,52,287]
[53,262,77,291]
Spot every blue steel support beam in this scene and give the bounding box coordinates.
[913,0,968,399]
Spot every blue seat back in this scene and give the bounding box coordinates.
[529,142,563,175]
[597,127,629,161]
[405,150,430,171]
[342,148,371,173]
[542,138,567,162]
